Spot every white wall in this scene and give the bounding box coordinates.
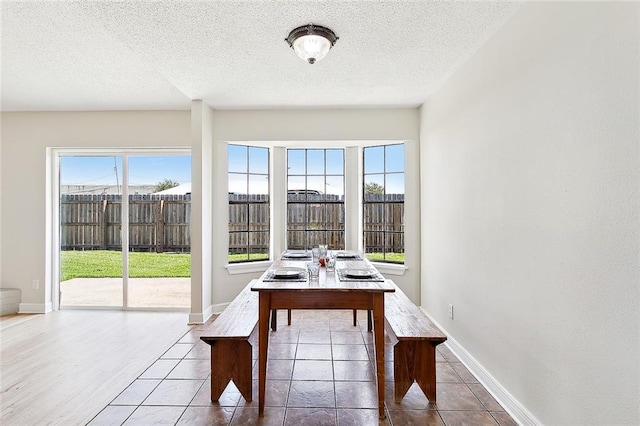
[0,108,419,318]
[0,118,3,287]
[208,109,420,309]
[189,101,214,323]
[0,111,191,310]
[420,2,639,425]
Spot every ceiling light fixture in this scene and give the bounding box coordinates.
[285,23,338,64]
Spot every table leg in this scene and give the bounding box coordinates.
[372,293,386,419]
[258,292,271,417]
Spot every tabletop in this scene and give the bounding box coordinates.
[250,254,396,292]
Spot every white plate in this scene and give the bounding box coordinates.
[336,252,358,259]
[343,269,374,278]
[283,252,309,258]
[273,268,304,278]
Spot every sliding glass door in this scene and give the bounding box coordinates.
[59,156,124,307]
[58,152,190,310]
[127,155,191,309]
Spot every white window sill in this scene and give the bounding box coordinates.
[226,260,273,275]
[371,262,406,276]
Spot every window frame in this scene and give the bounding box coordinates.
[363,143,405,265]
[225,141,408,276]
[285,148,346,250]
[227,144,270,264]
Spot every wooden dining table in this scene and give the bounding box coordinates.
[251,254,395,419]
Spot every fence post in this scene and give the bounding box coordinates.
[156,199,164,253]
[101,199,108,250]
[393,202,402,253]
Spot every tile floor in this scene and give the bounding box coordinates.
[88,310,517,425]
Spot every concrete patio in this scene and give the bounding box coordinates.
[60,277,190,308]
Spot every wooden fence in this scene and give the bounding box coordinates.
[61,193,404,254]
[228,193,404,253]
[60,194,191,252]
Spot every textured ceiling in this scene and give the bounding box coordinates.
[1,1,521,111]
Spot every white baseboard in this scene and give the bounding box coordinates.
[19,302,53,314]
[189,305,210,324]
[188,303,219,324]
[188,313,203,324]
[212,302,229,315]
[422,309,541,426]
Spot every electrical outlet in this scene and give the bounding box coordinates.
[448,303,454,319]
[32,279,39,290]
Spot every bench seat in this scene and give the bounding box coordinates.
[200,280,258,402]
[385,282,447,402]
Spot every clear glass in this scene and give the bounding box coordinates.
[385,173,405,199]
[325,255,336,272]
[306,176,325,200]
[364,174,385,202]
[287,176,306,200]
[249,146,268,174]
[288,149,305,175]
[128,155,191,309]
[249,231,269,261]
[307,261,320,280]
[363,144,405,265]
[306,149,325,175]
[228,145,247,173]
[326,149,344,175]
[229,173,247,195]
[325,175,344,198]
[364,145,384,174]
[248,174,268,197]
[311,248,321,263]
[59,155,124,308]
[287,148,345,251]
[229,144,270,263]
[307,204,326,229]
[318,244,328,265]
[385,144,405,173]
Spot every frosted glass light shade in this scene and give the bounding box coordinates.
[293,35,332,64]
[286,23,338,65]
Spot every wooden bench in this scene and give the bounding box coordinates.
[384,282,447,402]
[200,280,258,402]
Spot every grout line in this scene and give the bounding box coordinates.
[93,310,517,425]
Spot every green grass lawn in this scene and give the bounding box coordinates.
[61,250,403,281]
[228,253,269,263]
[60,250,191,281]
[365,252,405,263]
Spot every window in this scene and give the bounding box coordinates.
[363,143,405,263]
[287,149,345,250]
[228,145,269,263]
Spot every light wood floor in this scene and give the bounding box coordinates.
[0,310,191,425]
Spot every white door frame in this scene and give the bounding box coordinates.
[50,148,190,311]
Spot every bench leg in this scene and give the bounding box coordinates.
[287,309,292,326]
[210,339,253,402]
[393,341,437,402]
